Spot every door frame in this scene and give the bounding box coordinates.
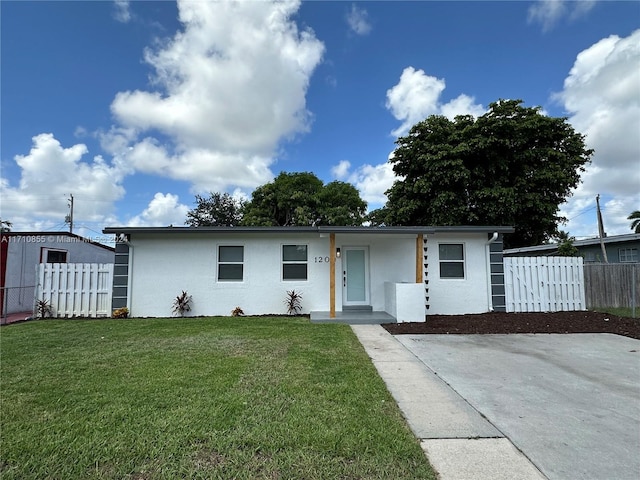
[341,246,370,307]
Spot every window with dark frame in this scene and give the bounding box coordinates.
[46,250,67,263]
[439,243,465,278]
[282,245,308,280]
[218,246,244,281]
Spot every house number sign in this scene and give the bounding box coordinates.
[314,256,330,263]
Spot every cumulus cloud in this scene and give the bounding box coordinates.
[0,133,125,230]
[556,30,640,237]
[331,155,397,208]
[346,4,372,36]
[386,67,484,137]
[126,193,189,227]
[528,0,597,32]
[111,0,324,192]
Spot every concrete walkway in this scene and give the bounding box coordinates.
[351,325,546,480]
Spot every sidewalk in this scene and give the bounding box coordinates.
[351,324,546,480]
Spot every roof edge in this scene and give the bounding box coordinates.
[103,225,514,235]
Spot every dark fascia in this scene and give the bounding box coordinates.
[103,225,514,235]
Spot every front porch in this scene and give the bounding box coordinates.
[310,310,396,325]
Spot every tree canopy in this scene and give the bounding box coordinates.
[373,99,593,248]
[628,210,640,234]
[185,192,245,227]
[241,172,367,226]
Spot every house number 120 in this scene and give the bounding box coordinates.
[314,256,330,263]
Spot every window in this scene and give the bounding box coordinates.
[584,251,596,263]
[46,250,67,263]
[619,248,638,263]
[283,245,308,280]
[439,243,464,278]
[218,246,244,281]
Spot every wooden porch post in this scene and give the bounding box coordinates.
[330,233,336,318]
[416,234,424,283]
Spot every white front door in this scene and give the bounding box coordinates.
[342,247,370,307]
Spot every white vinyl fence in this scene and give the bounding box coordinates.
[504,257,586,312]
[36,263,113,317]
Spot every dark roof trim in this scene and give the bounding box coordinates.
[504,233,640,254]
[103,225,514,235]
[1,231,115,252]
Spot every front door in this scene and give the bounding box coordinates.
[342,247,370,307]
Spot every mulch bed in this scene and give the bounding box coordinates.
[383,311,640,340]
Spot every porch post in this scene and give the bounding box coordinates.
[416,234,424,283]
[329,233,336,318]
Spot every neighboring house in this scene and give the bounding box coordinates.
[0,232,115,316]
[503,233,640,264]
[102,226,513,320]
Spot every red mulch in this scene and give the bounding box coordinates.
[383,311,640,340]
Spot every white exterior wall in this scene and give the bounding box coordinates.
[128,233,332,317]
[426,232,491,315]
[334,234,418,312]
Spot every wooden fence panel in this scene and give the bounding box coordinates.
[584,263,640,309]
[37,263,113,317]
[504,257,586,312]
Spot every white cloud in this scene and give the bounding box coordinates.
[346,4,372,36]
[528,0,597,32]
[111,0,324,192]
[0,134,126,230]
[126,193,189,227]
[330,158,397,208]
[331,160,351,180]
[556,30,640,237]
[113,0,131,23]
[386,67,484,137]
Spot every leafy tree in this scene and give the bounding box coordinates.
[185,192,245,227]
[381,99,593,248]
[555,231,579,257]
[0,219,12,233]
[628,210,640,233]
[242,172,366,226]
[316,181,367,226]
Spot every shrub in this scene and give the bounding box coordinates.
[112,307,129,319]
[172,291,193,317]
[36,299,53,318]
[231,306,244,317]
[284,290,303,315]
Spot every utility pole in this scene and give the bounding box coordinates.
[65,194,74,233]
[596,194,608,263]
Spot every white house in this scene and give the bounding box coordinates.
[0,231,115,316]
[102,226,512,322]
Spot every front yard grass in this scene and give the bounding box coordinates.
[0,317,435,479]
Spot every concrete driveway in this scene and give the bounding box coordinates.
[396,333,640,480]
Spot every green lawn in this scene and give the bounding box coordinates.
[0,317,435,479]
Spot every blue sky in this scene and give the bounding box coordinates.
[1,0,639,242]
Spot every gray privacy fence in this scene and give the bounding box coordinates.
[583,263,639,313]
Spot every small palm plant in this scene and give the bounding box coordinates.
[284,290,303,315]
[172,291,193,317]
[36,299,53,318]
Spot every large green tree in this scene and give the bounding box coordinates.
[377,99,593,248]
[242,172,367,226]
[185,192,246,227]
